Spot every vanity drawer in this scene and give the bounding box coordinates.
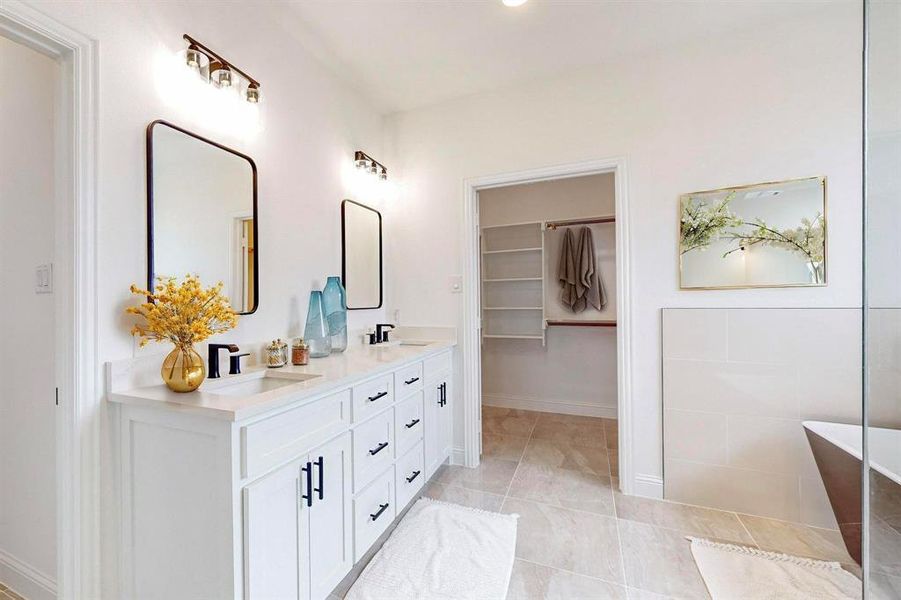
[352,408,395,492]
[395,441,425,510]
[353,468,395,562]
[352,374,394,423]
[394,391,423,457]
[394,362,423,399]
[424,350,452,381]
[241,389,350,479]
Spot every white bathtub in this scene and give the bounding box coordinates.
[803,420,901,486]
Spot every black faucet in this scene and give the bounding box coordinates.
[375,323,395,343]
[208,343,240,379]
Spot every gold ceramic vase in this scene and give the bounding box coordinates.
[161,343,206,393]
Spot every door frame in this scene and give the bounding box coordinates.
[0,2,99,598]
[461,157,636,494]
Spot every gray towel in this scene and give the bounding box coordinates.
[577,226,606,311]
[558,228,580,311]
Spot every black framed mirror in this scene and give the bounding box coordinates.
[146,120,259,314]
[341,199,383,310]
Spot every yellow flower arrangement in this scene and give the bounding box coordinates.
[126,275,239,392]
[126,275,238,347]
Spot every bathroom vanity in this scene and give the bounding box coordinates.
[107,339,455,600]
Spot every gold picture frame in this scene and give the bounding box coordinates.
[679,176,827,290]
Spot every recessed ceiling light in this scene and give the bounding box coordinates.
[502,0,528,6]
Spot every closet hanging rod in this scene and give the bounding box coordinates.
[545,215,615,230]
[546,320,617,327]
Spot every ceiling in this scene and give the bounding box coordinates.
[286,0,839,114]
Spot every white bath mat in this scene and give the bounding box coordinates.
[688,536,861,599]
[345,497,518,600]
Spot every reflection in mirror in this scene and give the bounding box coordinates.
[147,121,258,313]
[679,176,826,289]
[341,200,382,309]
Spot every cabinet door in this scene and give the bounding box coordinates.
[308,433,353,600]
[424,379,443,478]
[439,376,453,461]
[244,460,309,600]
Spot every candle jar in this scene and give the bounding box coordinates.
[266,339,289,368]
[292,338,310,366]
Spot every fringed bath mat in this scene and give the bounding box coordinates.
[688,536,861,599]
[346,497,518,600]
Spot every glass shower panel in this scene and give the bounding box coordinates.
[865,1,901,597]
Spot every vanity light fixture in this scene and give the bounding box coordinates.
[354,150,388,182]
[182,34,261,103]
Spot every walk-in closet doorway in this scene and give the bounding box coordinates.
[460,158,635,495]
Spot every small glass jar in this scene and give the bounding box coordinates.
[266,339,289,368]
[292,338,310,366]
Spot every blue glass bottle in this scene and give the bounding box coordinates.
[304,291,332,358]
[322,276,348,353]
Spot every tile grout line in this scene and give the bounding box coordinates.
[735,511,761,548]
[501,412,540,502]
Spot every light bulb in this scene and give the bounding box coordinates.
[209,61,232,88]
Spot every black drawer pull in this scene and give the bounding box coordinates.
[313,456,324,500]
[405,418,420,429]
[369,441,389,456]
[404,376,420,385]
[370,502,390,521]
[406,470,421,483]
[368,391,389,402]
[300,462,313,507]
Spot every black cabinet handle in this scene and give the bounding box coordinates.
[404,376,420,385]
[405,418,420,429]
[438,382,447,407]
[313,456,324,500]
[370,503,390,521]
[369,441,389,456]
[301,462,313,507]
[406,470,421,483]
[368,391,389,402]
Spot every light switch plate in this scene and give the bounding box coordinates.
[449,275,463,294]
[35,263,53,294]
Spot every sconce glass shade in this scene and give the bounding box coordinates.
[209,61,232,87]
[185,45,203,70]
[368,162,379,175]
[246,84,260,103]
[379,168,388,181]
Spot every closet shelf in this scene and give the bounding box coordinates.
[482,247,542,255]
[483,306,543,311]
[482,277,543,283]
[481,221,542,230]
[546,319,617,327]
[483,334,545,340]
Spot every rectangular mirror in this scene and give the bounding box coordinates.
[147,120,258,313]
[341,199,382,309]
[679,176,826,289]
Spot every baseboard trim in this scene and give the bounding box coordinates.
[451,446,466,466]
[632,473,664,499]
[0,548,56,600]
[483,393,617,419]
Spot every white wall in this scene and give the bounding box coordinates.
[479,175,618,417]
[0,36,58,597]
[30,0,388,361]
[385,4,862,494]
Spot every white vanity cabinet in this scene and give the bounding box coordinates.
[109,342,455,600]
[244,432,352,600]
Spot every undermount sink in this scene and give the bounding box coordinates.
[210,372,320,397]
[379,339,433,347]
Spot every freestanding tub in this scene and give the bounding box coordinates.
[803,420,901,567]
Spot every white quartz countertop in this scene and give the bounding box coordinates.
[107,340,455,422]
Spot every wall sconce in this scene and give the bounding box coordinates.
[354,151,388,181]
[183,34,261,103]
